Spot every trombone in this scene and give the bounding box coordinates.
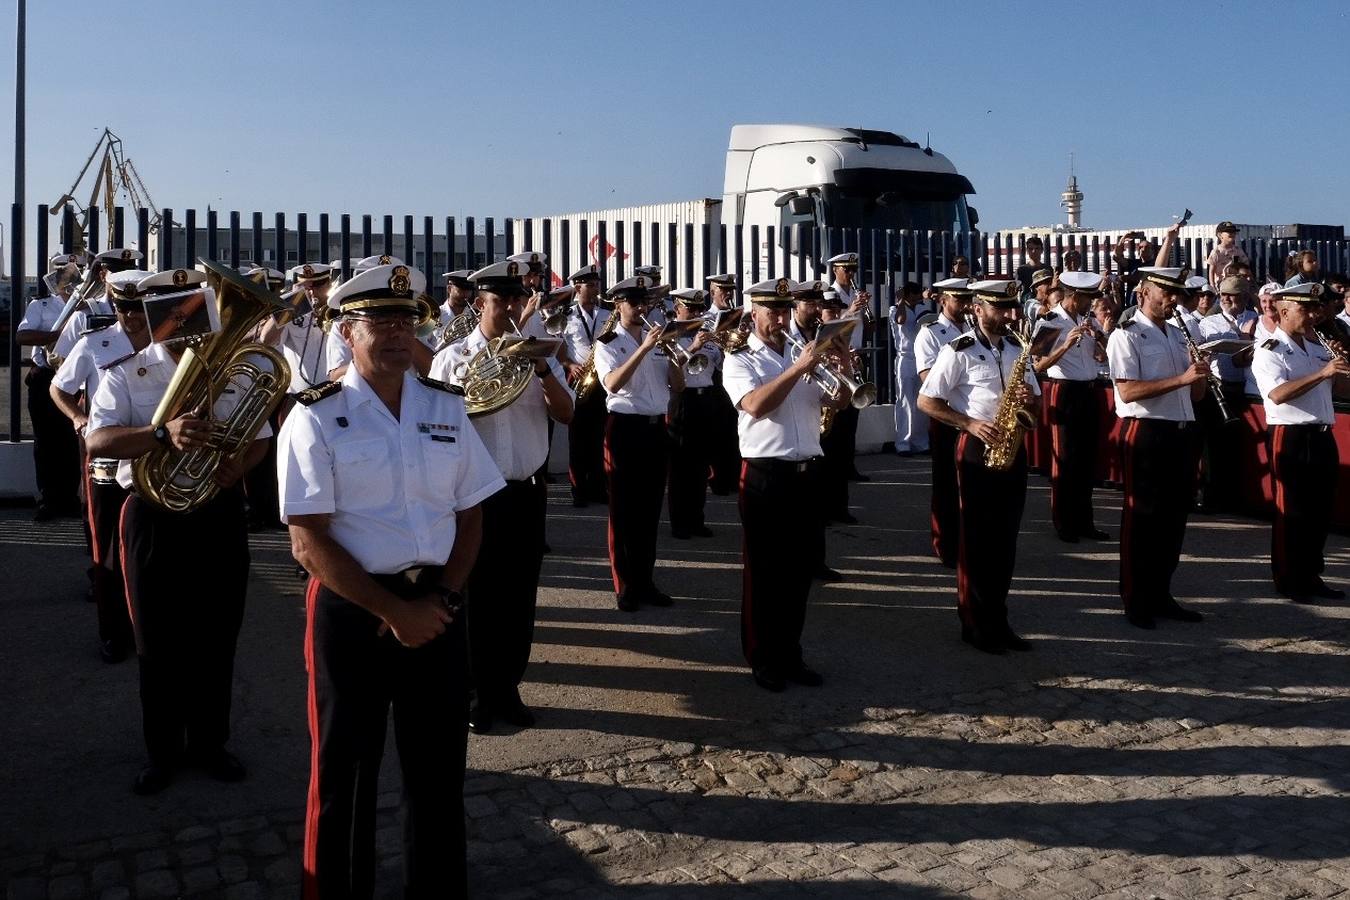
[639,314,709,376]
[782,329,877,409]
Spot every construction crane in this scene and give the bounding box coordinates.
[50,128,169,250]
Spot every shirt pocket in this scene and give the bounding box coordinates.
[127,379,166,422]
[332,438,395,511]
[421,435,462,498]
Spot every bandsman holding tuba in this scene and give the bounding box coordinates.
[918,279,1040,654]
[85,266,273,794]
[430,260,573,733]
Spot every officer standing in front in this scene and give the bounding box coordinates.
[914,277,973,567]
[1033,270,1110,542]
[1106,267,1210,629]
[593,275,685,611]
[431,259,573,734]
[723,277,849,691]
[279,262,504,899]
[665,288,718,538]
[919,280,1041,654]
[1251,282,1350,603]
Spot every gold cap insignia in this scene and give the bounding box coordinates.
[120,249,133,260]
[506,261,519,276]
[1310,283,1323,298]
[172,269,188,287]
[775,278,790,297]
[389,265,411,296]
[636,276,646,289]
[1004,282,1019,298]
[302,264,314,277]
[530,253,540,263]
[379,255,391,264]
[1178,267,1191,281]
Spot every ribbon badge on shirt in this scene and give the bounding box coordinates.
[418,422,457,443]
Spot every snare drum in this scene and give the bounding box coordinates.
[89,459,119,486]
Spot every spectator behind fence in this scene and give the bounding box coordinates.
[1023,268,1053,319]
[1328,273,1350,332]
[950,255,971,279]
[1205,222,1250,286]
[1244,282,1283,395]
[1286,250,1321,287]
[1015,236,1046,296]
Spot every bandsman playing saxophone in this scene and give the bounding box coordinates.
[918,279,1041,654]
[561,264,611,506]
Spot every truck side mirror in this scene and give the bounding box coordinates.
[968,206,980,227]
[788,196,813,216]
[773,191,799,208]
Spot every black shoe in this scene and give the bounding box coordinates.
[541,542,552,554]
[646,589,674,607]
[1126,611,1157,630]
[961,624,1005,653]
[616,592,639,612]
[752,667,786,692]
[468,702,494,734]
[1002,630,1033,652]
[201,751,246,782]
[692,525,715,538]
[786,664,824,687]
[497,695,536,728]
[1309,579,1346,600]
[671,529,692,540]
[132,764,173,795]
[1056,529,1080,544]
[848,471,870,483]
[1156,601,1204,623]
[1081,528,1110,541]
[831,512,859,525]
[814,566,844,583]
[33,504,56,523]
[571,495,588,508]
[99,639,129,664]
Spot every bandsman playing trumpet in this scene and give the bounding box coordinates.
[85,267,268,795]
[594,275,687,611]
[817,285,864,527]
[666,288,719,539]
[431,260,573,733]
[919,280,1041,654]
[561,264,611,507]
[704,273,744,495]
[827,252,873,483]
[723,277,850,691]
[1252,282,1350,603]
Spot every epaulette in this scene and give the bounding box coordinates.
[597,330,619,345]
[416,375,465,396]
[917,313,940,327]
[295,380,343,406]
[951,334,977,351]
[1118,319,1137,330]
[1261,338,1279,351]
[81,315,118,336]
[98,351,136,371]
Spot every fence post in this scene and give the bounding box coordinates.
[403,215,414,268]
[421,216,434,291]
[749,225,760,284]
[319,213,329,264]
[339,214,351,279]
[446,216,457,271]
[186,209,197,267]
[614,220,625,283]
[161,209,174,270]
[274,212,286,275]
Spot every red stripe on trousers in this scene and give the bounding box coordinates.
[301,576,323,900]
[954,432,971,626]
[1048,382,1064,532]
[603,414,623,594]
[738,460,756,663]
[1119,419,1139,611]
[83,461,100,566]
[117,494,135,629]
[1271,426,1288,585]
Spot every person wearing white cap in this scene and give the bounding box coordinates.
[52,249,146,362]
[48,270,150,663]
[919,279,1041,654]
[1252,282,1350,603]
[888,280,933,455]
[724,276,851,691]
[258,262,337,398]
[703,273,744,496]
[325,261,438,380]
[825,252,872,481]
[1194,275,1257,512]
[914,277,974,567]
[1033,270,1110,543]
[664,288,720,539]
[430,259,573,734]
[593,273,686,611]
[277,262,503,897]
[85,266,269,796]
[440,269,475,323]
[1105,266,1210,629]
[815,284,864,528]
[508,250,550,330]
[559,264,611,507]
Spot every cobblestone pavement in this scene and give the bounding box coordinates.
[3,454,1349,898]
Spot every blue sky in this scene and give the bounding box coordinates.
[0,0,1347,236]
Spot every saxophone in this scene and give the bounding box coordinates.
[982,319,1039,471]
[572,305,619,403]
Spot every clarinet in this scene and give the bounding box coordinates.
[1170,310,1235,423]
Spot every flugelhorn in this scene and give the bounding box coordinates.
[640,314,709,376]
[783,329,876,409]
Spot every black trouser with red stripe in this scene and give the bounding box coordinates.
[25,365,80,510]
[303,572,468,900]
[1196,383,1245,511]
[87,471,132,648]
[707,368,741,495]
[739,457,821,673]
[955,434,1028,635]
[929,420,960,567]
[668,387,717,533]
[466,476,545,706]
[1269,423,1338,595]
[568,389,608,503]
[119,490,247,767]
[1119,418,1199,614]
[605,412,669,600]
[1046,379,1101,537]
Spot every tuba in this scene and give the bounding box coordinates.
[982,319,1038,471]
[131,260,292,513]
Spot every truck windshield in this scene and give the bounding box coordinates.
[818,173,972,233]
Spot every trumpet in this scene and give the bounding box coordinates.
[640,314,709,376]
[783,329,877,409]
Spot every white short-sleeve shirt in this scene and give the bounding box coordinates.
[1251,327,1335,425]
[561,304,611,365]
[1036,305,1099,382]
[721,332,825,461]
[277,367,505,574]
[278,315,330,392]
[1106,314,1196,421]
[676,332,721,389]
[1195,309,1257,384]
[17,296,65,368]
[918,333,1040,422]
[915,313,969,375]
[51,323,133,400]
[54,298,115,363]
[593,326,672,416]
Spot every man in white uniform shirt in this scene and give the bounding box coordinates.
[51,249,144,365]
[278,262,503,898]
[50,269,151,663]
[1106,267,1210,630]
[1194,275,1256,512]
[1251,282,1350,603]
[1033,270,1109,542]
[914,277,973,567]
[722,277,849,692]
[665,288,717,538]
[919,279,1041,655]
[86,266,271,796]
[594,275,685,611]
[889,280,931,454]
[430,259,572,733]
[704,273,745,495]
[826,252,871,481]
[561,264,611,507]
[439,268,475,324]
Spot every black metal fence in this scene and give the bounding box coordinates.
[6,203,1350,440]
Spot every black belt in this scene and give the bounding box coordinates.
[506,474,544,487]
[613,412,664,425]
[685,386,714,396]
[1126,417,1195,430]
[744,457,818,474]
[1047,378,1094,385]
[1272,422,1332,432]
[370,567,437,591]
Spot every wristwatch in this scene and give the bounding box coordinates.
[431,584,464,611]
[152,425,170,445]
